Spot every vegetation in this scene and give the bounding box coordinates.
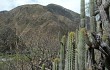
[0,0,110,70]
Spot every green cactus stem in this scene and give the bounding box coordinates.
[80,0,85,28]
[77,28,86,70]
[75,29,79,70]
[53,58,59,70]
[65,32,75,70]
[59,35,66,70]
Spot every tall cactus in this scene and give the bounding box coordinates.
[75,29,79,70]
[89,0,96,69]
[90,0,96,32]
[65,32,75,70]
[80,0,85,28]
[77,0,86,69]
[59,35,66,70]
[53,58,59,70]
[77,28,86,70]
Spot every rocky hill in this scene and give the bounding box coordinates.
[0,4,82,54]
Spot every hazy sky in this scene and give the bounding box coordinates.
[0,0,89,13]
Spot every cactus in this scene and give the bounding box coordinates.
[42,64,45,70]
[89,0,96,69]
[76,0,86,70]
[65,32,75,70]
[90,0,96,32]
[59,35,66,70]
[53,58,59,70]
[77,28,86,70]
[75,29,79,70]
[80,0,85,28]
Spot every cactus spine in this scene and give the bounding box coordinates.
[65,32,75,70]
[59,35,66,70]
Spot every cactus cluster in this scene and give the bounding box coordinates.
[41,0,110,70]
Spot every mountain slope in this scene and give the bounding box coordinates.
[0,4,81,54]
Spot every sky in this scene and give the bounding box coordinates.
[0,0,89,13]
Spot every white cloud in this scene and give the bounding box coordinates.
[0,0,89,13]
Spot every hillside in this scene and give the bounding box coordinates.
[0,4,81,54]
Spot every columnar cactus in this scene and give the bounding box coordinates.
[76,0,86,70]
[80,0,85,28]
[77,28,86,70]
[75,29,78,49]
[53,58,59,70]
[89,0,96,69]
[90,0,96,32]
[65,32,75,70]
[75,29,79,70]
[59,35,66,70]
